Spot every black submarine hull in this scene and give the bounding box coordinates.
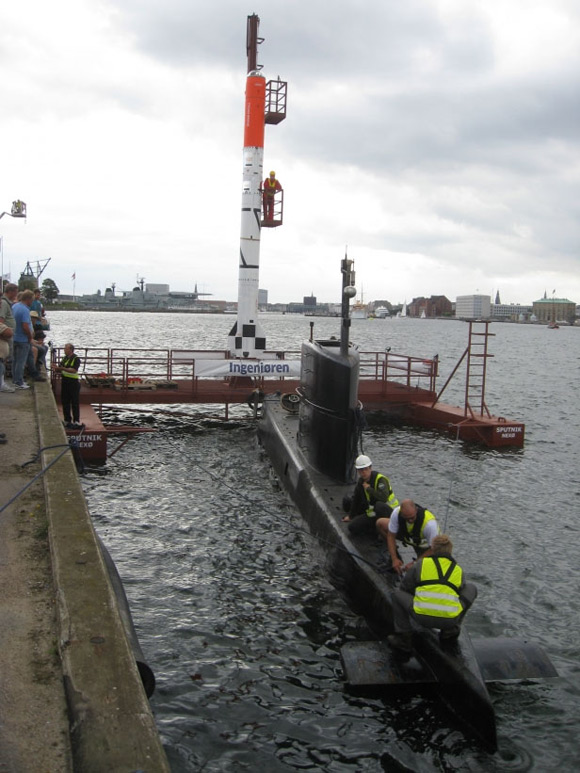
[258,387,498,751]
[258,329,557,752]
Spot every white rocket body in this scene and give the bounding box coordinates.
[228,72,267,357]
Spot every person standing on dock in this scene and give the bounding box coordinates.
[12,289,45,388]
[30,289,45,330]
[0,321,14,393]
[342,455,399,536]
[54,343,82,429]
[0,282,18,376]
[377,498,440,574]
[388,534,477,653]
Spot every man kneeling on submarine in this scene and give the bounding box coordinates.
[388,534,477,653]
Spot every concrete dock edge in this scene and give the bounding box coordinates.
[34,382,170,772]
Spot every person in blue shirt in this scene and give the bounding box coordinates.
[12,290,45,388]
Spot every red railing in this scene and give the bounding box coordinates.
[50,347,438,393]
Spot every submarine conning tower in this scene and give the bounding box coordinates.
[297,339,360,482]
[297,255,360,483]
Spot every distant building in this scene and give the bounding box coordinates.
[491,303,533,321]
[455,295,491,319]
[408,295,452,318]
[303,294,317,308]
[258,289,268,308]
[532,296,576,324]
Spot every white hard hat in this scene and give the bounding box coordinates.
[355,454,372,469]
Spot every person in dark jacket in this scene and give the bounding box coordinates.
[54,343,82,428]
[341,454,398,536]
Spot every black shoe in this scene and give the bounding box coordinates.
[71,423,84,430]
[387,633,413,653]
[65,422,75,429]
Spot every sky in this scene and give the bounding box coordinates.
[1,0,579,305]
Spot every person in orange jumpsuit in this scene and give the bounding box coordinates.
[262,170,282,222]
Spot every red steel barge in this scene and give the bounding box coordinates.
[50,321,524,462]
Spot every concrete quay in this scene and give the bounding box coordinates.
[0,380,169,771]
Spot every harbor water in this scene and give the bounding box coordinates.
[50,312,579,771]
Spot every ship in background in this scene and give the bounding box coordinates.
[70,281,225,312]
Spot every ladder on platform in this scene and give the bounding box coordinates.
[464,321,494,417]
[432,320,495,418]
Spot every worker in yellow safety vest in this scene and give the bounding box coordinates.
[377,498,439,575]
[262,170,282,221]
[54,342,83,429]
[388,534,477,653]
[342,454,399,536]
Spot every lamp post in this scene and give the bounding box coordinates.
[0,200,27,288]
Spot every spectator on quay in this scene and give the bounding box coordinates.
[0,283,18,373]
[30,310,41,332]
[0,321,15,393]
[30,288,44,320]
[32,330,49,371]
[12,289,45,389]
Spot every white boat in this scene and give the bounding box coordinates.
[351,303,368,319]
[374,306,389,319]
[420,309,426,319]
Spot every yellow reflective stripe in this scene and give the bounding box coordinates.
[414,588,462,617]
[61,356,80,379]
[417,590,455,600]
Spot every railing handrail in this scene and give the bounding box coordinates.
[50,346,438,391]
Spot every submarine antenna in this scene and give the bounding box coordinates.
[341,250,356,357]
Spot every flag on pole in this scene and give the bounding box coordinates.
[72,272,76,280]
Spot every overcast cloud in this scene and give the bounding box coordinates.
[1,0,578,305]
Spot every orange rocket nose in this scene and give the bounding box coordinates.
[244,75,266,148]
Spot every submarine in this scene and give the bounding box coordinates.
[257,256,558,751]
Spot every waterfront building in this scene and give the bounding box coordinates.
[491,303,533,321]
[455,294,491,319]
[532,296,576,325]
[409,295,452,318]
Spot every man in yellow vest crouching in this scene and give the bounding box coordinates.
[388,534,477,653]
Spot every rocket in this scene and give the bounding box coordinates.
[228,15,285,358]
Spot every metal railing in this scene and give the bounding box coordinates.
[51,347,438,394]
[359,350,438,391]
[51,347,302,394]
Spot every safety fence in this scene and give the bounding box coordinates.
[50,347,438,394]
